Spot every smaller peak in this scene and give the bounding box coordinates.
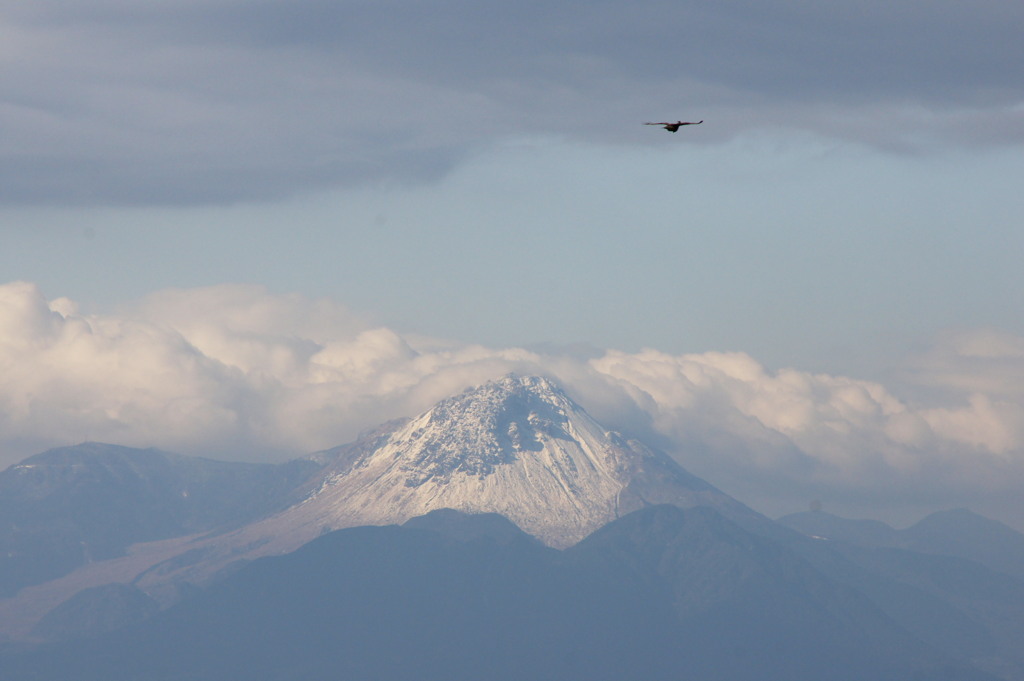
[573,505,748,555]
[908,507,1017,536]
[777,511,898,547]
[403,509,541,546]
[20,442,159,465]
[918,507,985,522]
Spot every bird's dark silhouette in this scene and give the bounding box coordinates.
[644,120,703,132]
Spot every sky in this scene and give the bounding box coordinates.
[2,1,1024,528]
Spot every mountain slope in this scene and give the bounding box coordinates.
[902,509,1024,581]
[0,443,319,597]
[779,508,1024,678]
[570,505,956,680]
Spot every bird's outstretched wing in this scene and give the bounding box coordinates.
[644,120,703,132]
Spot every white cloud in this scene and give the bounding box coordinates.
[3,281,1024,526]
[0,282,246,457]
[903,327,1024,398]
[899,328,1024,457]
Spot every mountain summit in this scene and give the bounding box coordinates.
[257,374,751,548]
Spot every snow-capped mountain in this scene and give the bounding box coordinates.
[249,374,751,549]
[0,375,757,630]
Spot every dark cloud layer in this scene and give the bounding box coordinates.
[2,0,1022,205]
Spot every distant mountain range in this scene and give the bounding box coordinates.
[0,375,1022,679]
[0,443,317,597]
[779,507,1024,581]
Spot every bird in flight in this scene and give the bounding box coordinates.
[644,120,703,132]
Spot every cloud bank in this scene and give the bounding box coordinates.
[2,0,1022,204]
[3,281,1024,526]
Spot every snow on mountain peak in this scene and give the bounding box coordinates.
[240,374,746,549]
[392,374,580,485]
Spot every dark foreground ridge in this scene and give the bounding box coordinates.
[1,506,996,681]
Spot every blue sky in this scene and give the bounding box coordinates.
[2,0,1024,526]
[5,135,1022,377]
